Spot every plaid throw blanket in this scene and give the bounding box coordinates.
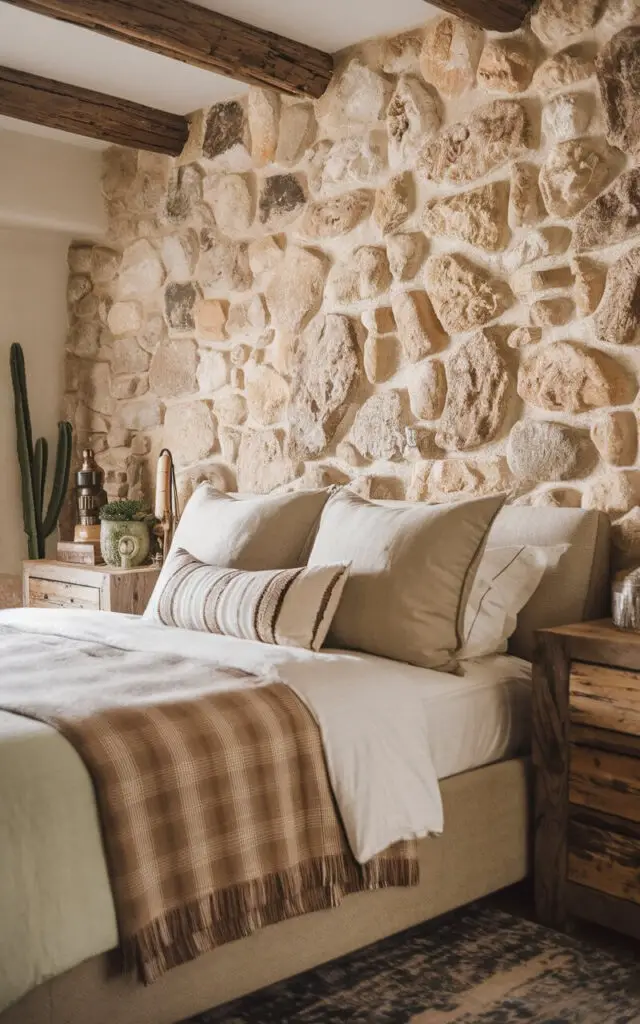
[0,625,417,983]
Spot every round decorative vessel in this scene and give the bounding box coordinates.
[612,566,640,632]
[100,520,150,569]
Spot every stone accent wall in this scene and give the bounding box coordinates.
[64,1,640,564]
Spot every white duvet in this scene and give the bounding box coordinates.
[0,607,453,1012]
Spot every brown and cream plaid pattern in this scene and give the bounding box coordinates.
[0,624,417,983]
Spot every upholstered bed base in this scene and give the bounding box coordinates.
[4,756,531,1024]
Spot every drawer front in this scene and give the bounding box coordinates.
[568,815,640,906]
[28,577,100,610]
[570,662,640,737]
[570,745,640,823]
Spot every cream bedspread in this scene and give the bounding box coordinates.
[0,608,445,1012]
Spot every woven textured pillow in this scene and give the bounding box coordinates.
[145,548,349,651]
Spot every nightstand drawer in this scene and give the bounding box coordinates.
[570,662,640,736]
[568,814,640,906]
[570,745,640,823]
[28,577,100,610]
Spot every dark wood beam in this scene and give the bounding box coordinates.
[423,0,534,32]
[2,0,334,99]
[0,65,189,154]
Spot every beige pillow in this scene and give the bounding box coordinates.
[169,485,330,570]
[145,548,349,651]
[307,489,505,670]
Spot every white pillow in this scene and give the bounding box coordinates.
[459,544,569,660]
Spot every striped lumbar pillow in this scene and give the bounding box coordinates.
[145,548,349,651]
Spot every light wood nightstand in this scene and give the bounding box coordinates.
[23,560,160,616]
[533,619,640,941]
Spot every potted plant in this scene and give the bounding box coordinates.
[99,500,156,569]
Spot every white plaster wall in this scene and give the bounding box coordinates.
[0,227,73,579]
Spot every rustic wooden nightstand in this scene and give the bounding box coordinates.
[533,619,640,941]
[23,560,160,615]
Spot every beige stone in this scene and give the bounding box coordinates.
[373,173,413,235]
[265,246,327,333]
[248,236,283,277]
[518,341,629,413]
[381,30,423,74]
[409,457,511,503]
[319,58,392,130]
[227,295,268,336]
[165,282,199,333]
[197,350,228,394]
[166,164,203,223]
[297,464,350,491]
[230,367,244,390]
[117,398,163,432]
[92,247,121,284]
[68,322,100,359]
[575,169,640,252]
[405,427,442,461]
[299,190,372,239]
[419,100,529,186]
[572,257,606,316]
[530,298,575,327]
[258,173,306,230]
[542,93,593,142]
[539,140,614,219]
[591,411,638,466]
[107,301,143,335]
[532,45,595,92]
[149,339,198,398]
[509,163,542,228]
[531,0,601,46]
[329,246,391,304]
[477,37,536,94]
[288,314,360,459]
[425,254,513,334]
[597,27,640,156]
[109,376,138,401]
[275,103,316,166]
[237,429,296,494]
[118,239,164,299]
[161,231,199,281]
[612,506,640,561]
[111,339,150,377]
[387,76,440,169]
[593,247,640,345]
[204,173,254,234]
[362,307,396,335]
[177,464,234,506]
[309,135,386,194]
[67,274,92,306]
[74,293,100,322]
[436,332,510,452]
[351,390,406,462]
[582,470,636,517]
[503,227,571,273]
[409,359,446,420]
[197,229,252,293]
[363,334,399,384]
[218,426,241,463]
[195,298,228,341]
[420,16,483,97]
[202,100,250,167]
[82,363,114,417]
[68,244,93,274]
[511,265,574,295]
[214,389,248,426]
[507,326,542,348]
[422,181,509,253]
[245,364,289,425]
[391,290,444,362]
[230,345,250,366]
[386,233,426,281]
[507,420,584,481]
[337,440,365,467]
[164,402,216,467]
[247,88,279,167]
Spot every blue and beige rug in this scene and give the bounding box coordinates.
[188,903,640,1023]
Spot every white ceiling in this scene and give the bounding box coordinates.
[0,1,433,149]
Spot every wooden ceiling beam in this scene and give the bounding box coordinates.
[2,0,334,99]
[0,65,189,154]
[422,0,534,32]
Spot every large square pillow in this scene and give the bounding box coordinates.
[307,489,505,670]
[169,484,330,570]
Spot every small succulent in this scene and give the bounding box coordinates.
[99,499,157,524]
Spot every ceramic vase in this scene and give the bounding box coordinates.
[100,520,150,569]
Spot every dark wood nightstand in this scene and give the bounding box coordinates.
[533,620,640,941]
[23,560,160,615]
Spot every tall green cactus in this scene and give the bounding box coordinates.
[10,343,73,559]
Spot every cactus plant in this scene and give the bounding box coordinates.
[10,343,73,559]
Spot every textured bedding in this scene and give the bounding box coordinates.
[0,608,444,1012]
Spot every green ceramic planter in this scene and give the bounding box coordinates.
[100,520,150,569]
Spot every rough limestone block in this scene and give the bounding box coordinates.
[503,227,571,272]
[165,282,199,333]
[387,233,426,281]
[111,339,150,377]
[149,340,198,399]
[248,236,283,277]
[409,457,511,503]
[163,402,216,466]
[387,75,440,168]
[245,364,289,425]
[531,0,601,46]
[381,30,423,74]
[425,254,513,334]
[422,181,510,252]
[204,173,254,234]
[530,297,575,326]
[308,135,386,195]
[161,231,199,281]
[258,173,306,230]
[572,257,606,316]
[511,265,574,294]
[582,470,636,517]
[420,16,483,97]
[318,59,392,130]
[593,248,640,345]
[351,391,406,462]
[509,163,543,228]
[591,411,638,466]
[575,169,640,252]
[265,246,327,333]
[298,190,372,239]
[275,103,316,166]
[116,398,163,432]
[476,37,536,94]
[436,332,511,451]
[248,87,279,167]
[539,139,615,218]
[118,239,165,299]
[596,27,640,156]
[372,173,413,235]
[419,100,529,185]
[391,291,444,362]
[197,350,228,394]
[213,389,248,427]
[329,247,391,304]
[532,46,595,92]
[166,165,203,224]
[517,341,630,413]
[202,100,250,167]
[507,420,584,481]
[408,359,447,420]
[507,326,542,348]
[363,334,399,384]
[107,301,143,336]
[195,298,228,341]
[542,92,593,142]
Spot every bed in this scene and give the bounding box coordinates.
[0,503,610,1024]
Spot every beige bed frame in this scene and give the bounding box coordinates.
[5,757,530,1024]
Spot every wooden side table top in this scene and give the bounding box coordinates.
[533,619,640,941]
[23,560,160,615]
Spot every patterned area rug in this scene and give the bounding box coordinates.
[186,903,640,1023]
